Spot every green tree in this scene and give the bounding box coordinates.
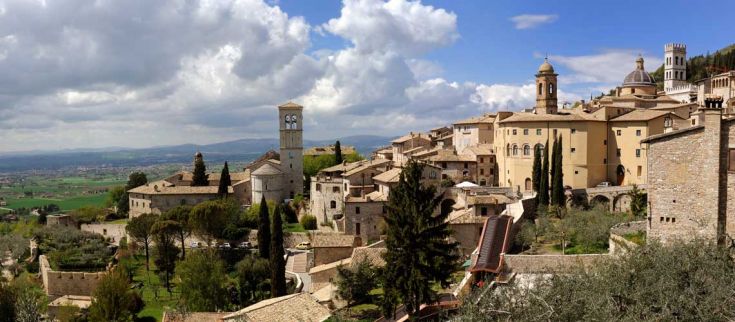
[106,186,126,209]
[257,195,271,259]
[88,270,142,322]
[270,204,287,297]
[126,213,159,271]
[531,144,541,193]
[538,140,550,206]
[192,153,209,186]
[629,184,647,218]
[218,161,232,198]
[189,199,236,246]
[300,214,317,230]
[335,140,343,164]
[176,251,228,312]
[283,203,298,223]
[551,136,565,206]
[152,220,181,293]
[161,205,192,260]
[118,172,148,216]
[336,260,378,307]
[381,160,459,319]
[0,282,16,322]
[13,278,47,322]
[237,256,271,305]
[69,206,106,225]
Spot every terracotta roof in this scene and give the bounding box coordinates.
[466,194,512,205]
[222,293,330,322]
[471,215,513,273]
[461,144,493,155]
[403,146,429,155]
[610,109,682,122]
[342,159,392,177]
[641,125,704,143]
[412,147,442,158]
[251,163,282,176]
[429,150,475,162]
[447,208,486,224]
[244,150,280,170]
[278,101,303,109]
[346,190,388,202]
[453,114,495,125]
[304,145,356,156]
[391,132,431,144]
[128,180,232,195]
[312,234,359,248]
[163,312,227,322]
[309,258,351,274]
[372,168,402,183]
[498,110,603,123]
[350,247,386,268]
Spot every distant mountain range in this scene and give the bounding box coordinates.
[0,135,392,172]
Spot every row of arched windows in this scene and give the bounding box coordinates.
[666,56,683,66]
[284,114,299,129]
[713,78,730,88]
[506,143,544,157]
[537,82,555,96]
[666,70,684,80]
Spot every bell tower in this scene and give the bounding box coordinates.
[536,58,558,114]
[664,43,687,92]
[278,102,304,199]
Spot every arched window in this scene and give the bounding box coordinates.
[512,144,519,156]
[548,83,554,95]
[284,114,291,129]
[535,143,544,156]
[664,116,673,128]
[290,114,298,129]
[506,144,511,156]
[523,144,531,156]
[538,83,543,95]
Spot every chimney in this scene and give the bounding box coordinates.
[701,96,725,243]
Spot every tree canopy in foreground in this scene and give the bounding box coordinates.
[458,240,735,321]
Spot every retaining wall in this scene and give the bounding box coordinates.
[40,255,107,299]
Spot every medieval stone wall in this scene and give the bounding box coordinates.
[502,254,607,274]
[81,223,127,246]
[40,255,106,299]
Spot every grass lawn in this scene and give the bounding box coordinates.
[107,218,130,224]
[127,255,181,322]
[285,223,306,233]
[623,231,646,245]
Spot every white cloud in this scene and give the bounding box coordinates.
[475,83,582,110]
[510,14,558,30]
[550,49,662,84]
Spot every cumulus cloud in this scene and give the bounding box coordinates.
[510,14,558,30]
[475,83,582,111]
[550,50,662,84]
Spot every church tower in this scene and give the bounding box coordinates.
[664,43,687,92]
[535,58,558,114]
[278,102,304,199]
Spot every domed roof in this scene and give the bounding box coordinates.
[622,56,655,87]
[538,58,555,74]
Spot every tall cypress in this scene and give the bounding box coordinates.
[334,140,343,164]
[538,140,550,206]
[217,162,231,198]
[550,136,559,206]
[270,204,287,297]
[551,136,565,206]
[192,153,209,186]
[257,195,270,259]
[531,144,541,193]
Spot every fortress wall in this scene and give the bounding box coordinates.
[40,255,107,299]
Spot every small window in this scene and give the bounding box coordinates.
[330,200,337,209]
[604,139,607,145]
[523,145,531,156]
[464,162,469,169]
[636,149,641,158]
[316,184,322,192]
[480,157,484,163]
[571,129,576,134]
[355,223,361,235]
[382,205,387,214]
[480,168,485,175]
[574,170,579,174]
[637,166,642,177]
[512,129,517,135]
[553,129,557,136]
[729,149,735,172]
[333,186,340,193]
[355,207,361,214]
[512,145,519,156]
[536,129,542,135]
[523,129,529,135]
[636,129,641,136]
[616,149,621,157]
[672,218,676,223]
[481,207,488,216]
[616,130,621,136]
[441,162,447,169]
[571,148,576,153]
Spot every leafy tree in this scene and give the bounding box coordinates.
[118,172,148,216]
[192,153,209,186]
[152,220,181,293]
[551,136,565,206]
[459,240,735,321]
[69,206,106,225]
[218,161,232,198]
[37,212,46,225]
[13,278,46,322]
[629,184,647,218]
[126,213,159,271]
[283,203,298,223]
[176,251,228,312]
[334,140,343,164]
[88,270,142,322]
[300,214,317,230]
[161,205,192,259]
[270,204,287,297]
[189,199,236,246]
[381,160,459,319]
[105,186,126,209]
[0,283,16,322]
[336,260,378,307]
[538,140,550,206]
[237,256,271,305]
[257,195,271,259]
[531,144,541,194]
[514,220,536,250]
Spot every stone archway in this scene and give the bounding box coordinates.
[524,178,532,191]
[613,194,632,213]
[616,165,626,186]
[591,195,610,208]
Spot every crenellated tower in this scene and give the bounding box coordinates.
[664,43,687,92]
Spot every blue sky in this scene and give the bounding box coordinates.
[0,0,732,151]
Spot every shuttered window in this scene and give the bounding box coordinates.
[730,149,735,172]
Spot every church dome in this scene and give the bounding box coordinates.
[538,58,555,74]
[622,56,655,87]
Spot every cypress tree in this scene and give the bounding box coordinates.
[217,162,231,198]
[550,136,559,206]
[551,136,565,206]
[270,204,287,297]
[531,144,541,193]
[257,195,270,259]
[192,153,209,186]
[538,140,550,206]
[334,140,343,164]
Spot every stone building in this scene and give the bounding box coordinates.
[391,132,431,166]
[128,102,305,217]
[643,97,735,244]
[664,43,697,103]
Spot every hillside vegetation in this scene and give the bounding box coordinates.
[651,43,735,90]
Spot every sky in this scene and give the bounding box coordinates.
[1,0,733,152]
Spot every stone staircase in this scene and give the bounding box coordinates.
[287,252,309,273]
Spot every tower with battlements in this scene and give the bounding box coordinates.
[664,43,687,92]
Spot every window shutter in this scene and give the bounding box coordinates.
[729,149,735,172]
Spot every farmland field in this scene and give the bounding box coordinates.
[3,194,108,211]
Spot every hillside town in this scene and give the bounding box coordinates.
[0,39,731,322]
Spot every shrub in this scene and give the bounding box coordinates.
[300,215,317,230]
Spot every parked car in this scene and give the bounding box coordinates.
[220,242,231,249]
[190,241,200,248]
[295,242,311,250]
[239,241,252,249]
[596,181,612,188]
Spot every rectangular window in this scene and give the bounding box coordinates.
[481,207,488,216]
[616,149,621,157]
[480,157,484,163]
[571,129,576,134]
[355,223,361,235]
[604,158,607,164]
[489,169,494,175]
[536,129,542,135]
[571,148,576,153]
[636,149,641,158]
[636,129,641,136]
[604,139,607,145]
[480,168,485,175]
[729,149,735,172]
[441,162,447,169]
[637,166,642,177]
[382,205,387,214]
[523,129,529,135]
[332,186,340,193]
[616,130,621,136]
[553,129,558,136]
[464,162,468,169]
[355,207,360,214]
[316,184,322,192]
[512,129,517,135]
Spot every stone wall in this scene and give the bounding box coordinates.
[309,178,345,226]
[502,254,607,274]
[313,247,353,267]
[344,200,384,243]
[81,223,127,246]
[451,223,484,257]
[725,121,735,238]
[40,255,107,299]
